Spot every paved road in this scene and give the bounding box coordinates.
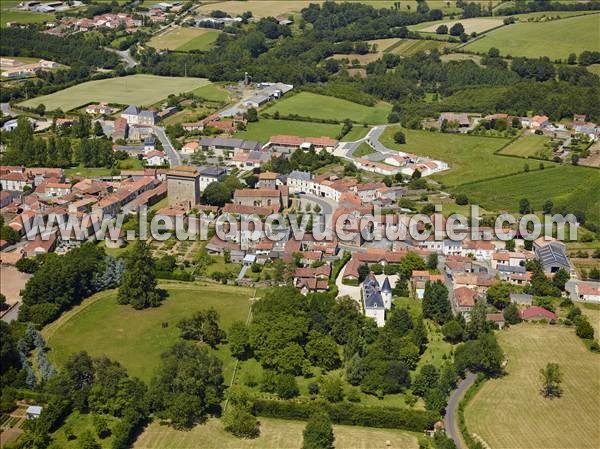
[105,47,138,68]
[335,124,399,163]
[445,372,477,449]
[296,193,336,216]
[154,126,182,166]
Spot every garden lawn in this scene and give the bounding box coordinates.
[499,134,553,158]
[465,324,600,449]
[43,282,253,383]
[379,127,518,186]
[234,119,342,143]
[452,165,600,223]
[134,417,420,449]
[18,75,210,111]
[266,92,391,124]
[51,411,119,449]
[63,165,114,177]
[462,13,600,59]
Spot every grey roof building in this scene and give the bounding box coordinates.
[198,137,261,152]
[534,240,570,273]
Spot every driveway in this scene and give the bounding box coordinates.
[335,259,361,303]
[445,372,477,449]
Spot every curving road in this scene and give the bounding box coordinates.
[105,47,138,68]
[445,372,477,449]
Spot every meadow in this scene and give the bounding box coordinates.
[134,417,420,449]
[18,75,210,111]
[499,134,553,158]
[265,92,391,124]
[465,325,600,449]
[1,10,53,26]
[192,83,231,102]
[452,165,600,223]
[43,282,253,383]
[462,13,600,59]
[148,27,219,52]
[234,118,342,143]
[379,127,519,186]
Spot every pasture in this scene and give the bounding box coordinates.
[414,17,504,34]
[148,27,219,52]
[265,92,391,124]
[452,165,600,223]
[134,417,420,449]
[18,75,210,111]
[465,325,600,449]
[379,127,519,186]
[462,13,600,59]
[192,83,231,102]
[234,118,342,143]
[43,282,253,383]
[499,134,553,158]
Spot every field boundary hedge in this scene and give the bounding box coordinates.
[253,398,438,432]
[457,374,488,449]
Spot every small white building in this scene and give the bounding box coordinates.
[26,405,43,419]
[362,274,392,327]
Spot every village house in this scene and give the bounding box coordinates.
[529,115,550,129]
[232,187,287,213]
[263,135,339,154]
[519,306,557,321]
[575,284,600,303]
[439,112,471,131]
[121,105,157,126]
[0,171,31,191]
[453,286,478,319]
[411,270,445,299]
[230,150,271,169]
[85,102,114,115]
[198,166,227,192]
[256,171,281,189]
[143,150,168,167]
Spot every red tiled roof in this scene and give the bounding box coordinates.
[454,286,477,308]
[519,306,557,320]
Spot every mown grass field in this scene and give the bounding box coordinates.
[19,75,210,111]
[148,27,219,52]
[499,134,552,158]
[192,83,230,102]
[43,282,253,383]
[453,165,600,223]
[465,325,600,449]
[1,10,53,26]
[386,38,456,56]
[353,142,375,157]
[234,118,342,143]
[379,127,519,186]
[462,13,600,59]
[266,92,391,124]
[413,17,504,34]
[134,417,420,449]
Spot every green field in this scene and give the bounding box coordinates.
[176,30,221,52]
[462,13,600,59]
[1,10,52,26]
[453,165,600,222]
[64,165,115,178]
[148,27,220,52]
[134,417,420,449]
[353,142,376,157]
[379,127,520,186]
[386,39,456,56]
[51,412,119,449]
[465,325,600,449]
[587,64,600,76]
[19,75,210,111]
[499,134,553,158]
[192,83,231,102]
[43,282,253,383]
[411,17,504,34]
[234,118,342,143]
[265,92,391,124]
[343,125,371,141]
